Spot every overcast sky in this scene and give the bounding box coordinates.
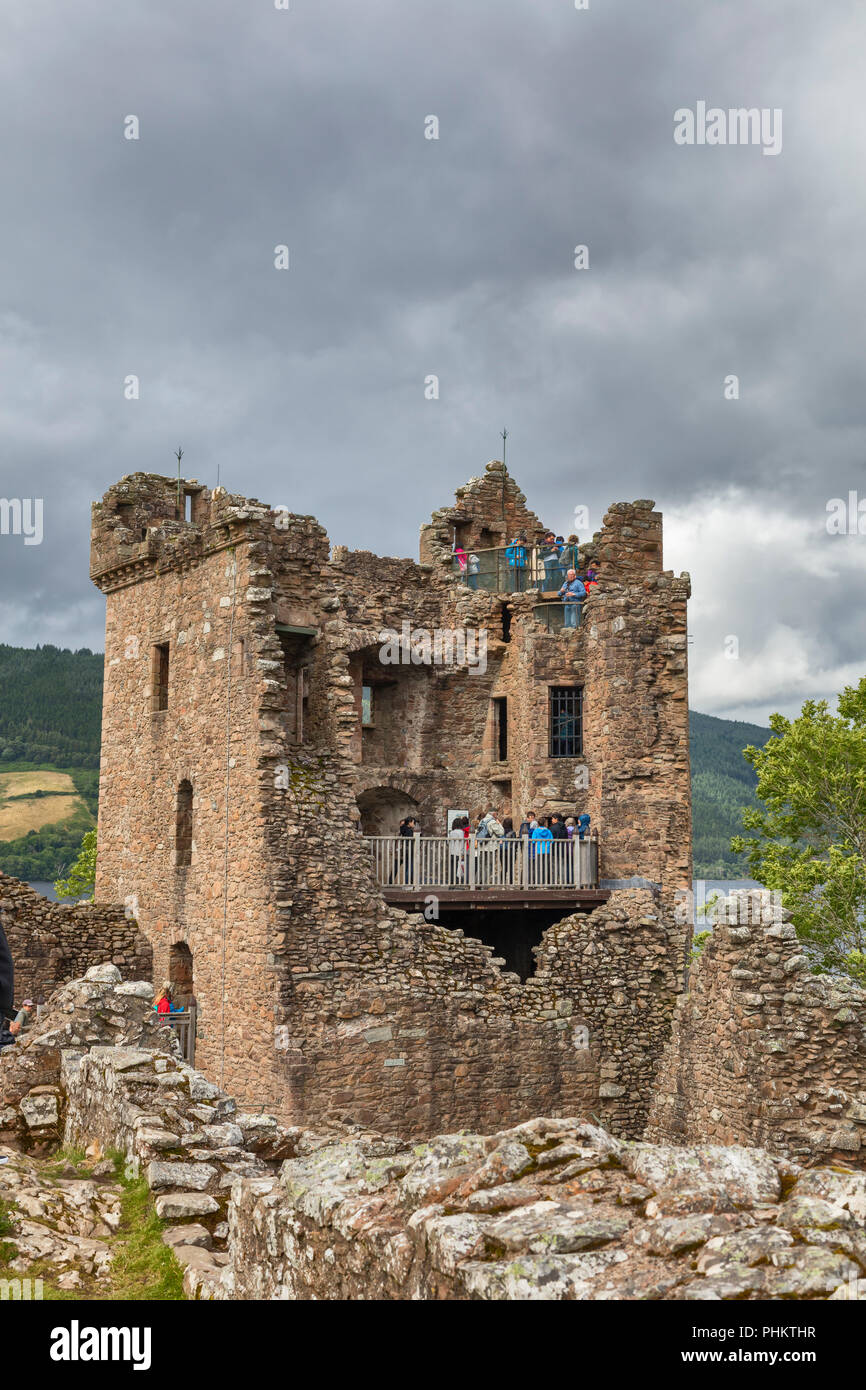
[0,0,864,725]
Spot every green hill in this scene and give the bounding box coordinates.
[689,709,774,878]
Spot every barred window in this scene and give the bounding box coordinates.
[549,686,583,757]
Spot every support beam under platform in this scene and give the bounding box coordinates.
[382,888,610,911]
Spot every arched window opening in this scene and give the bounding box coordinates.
[169,941,194,1008]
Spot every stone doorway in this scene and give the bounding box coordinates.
[356,786,420,837]
[169,941,194,1008]
[168,941,196,1064]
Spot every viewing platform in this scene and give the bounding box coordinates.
[454,543,579,593]
[364,834,607,911]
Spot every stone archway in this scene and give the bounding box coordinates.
[169,941,194,1009]
[356,786,419,836]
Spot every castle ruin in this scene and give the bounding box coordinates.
[89,460,692,1139]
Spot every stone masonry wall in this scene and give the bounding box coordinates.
[0,871,152,1006]
[646,892,866,1167]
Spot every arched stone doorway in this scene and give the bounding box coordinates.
[356,786,419,836]
[169,941,194,1009]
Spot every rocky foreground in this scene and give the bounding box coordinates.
[0,1145,122,1290]
[227,1118,866,1300]
[3,965,866,1300]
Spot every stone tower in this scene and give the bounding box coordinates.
[90,462,691,1139]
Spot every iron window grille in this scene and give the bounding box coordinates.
[549,686,583,757]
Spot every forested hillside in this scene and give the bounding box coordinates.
[690,709,773,878]
[0,645,102,767]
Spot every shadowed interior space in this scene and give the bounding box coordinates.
[431,907,576,982]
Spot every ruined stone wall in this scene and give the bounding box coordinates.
[0,872,151,1006]
[419,461,546,569]
[265,841,675,1140]
[646,893,866,1167]
[0,962,175,1146]
[535,889,678,1137]
[10,973,866,1303]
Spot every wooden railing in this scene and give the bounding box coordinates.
[166,1006,197,1065]
[365,834,598,890]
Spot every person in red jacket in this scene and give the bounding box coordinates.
[153,983,173,1015]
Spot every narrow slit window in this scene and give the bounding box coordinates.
[493,697,508,761]
[176,780,193,867]
[151,642,170,712]
[361,685,374,726]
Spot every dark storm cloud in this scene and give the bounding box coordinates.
[0,0,864,721]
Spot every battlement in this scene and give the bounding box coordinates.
[90,473,327,591]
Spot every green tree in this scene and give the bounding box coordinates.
[54,829,97,900]
[690,929,711,964]
[731,679,866,981]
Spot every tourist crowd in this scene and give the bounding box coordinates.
[453,531,599,618]
[391,810,592,886]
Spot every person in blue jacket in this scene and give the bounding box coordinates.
[531,818,553,884]
[558,569,586,629]
[505,533,528,592]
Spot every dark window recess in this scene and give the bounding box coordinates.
[549,686,583,757]
[151,642,170,712]
[278,629,314,745]
[300,666,310,733]
[176,781,193,867]
[500,603,512,642]
[494,697,508,762]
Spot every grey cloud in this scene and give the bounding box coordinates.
[0,0,863,718]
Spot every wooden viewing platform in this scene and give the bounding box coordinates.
[365,833,603,909]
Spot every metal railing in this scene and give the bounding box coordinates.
[365,834,598,890]
[532,601,583,633]
[454,544,579,594]
[166,1006,197,1065]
